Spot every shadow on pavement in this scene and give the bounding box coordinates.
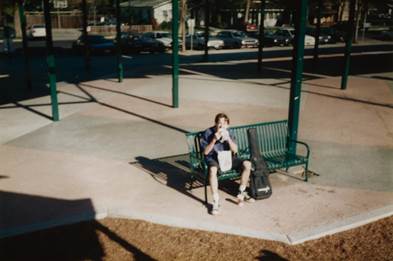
[0,191,155,260]
[133,154,243,208]
[372,75,393,82]
[1,43,392,116]
[133,155,206,206]
[79,82,172,108]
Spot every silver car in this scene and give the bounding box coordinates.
[186,32,224,50]
[143,31,183,49]
[217,30,259,48]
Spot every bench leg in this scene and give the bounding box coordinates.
[188,175,195,190]
[204,176,208,205]
[304,163,309,182]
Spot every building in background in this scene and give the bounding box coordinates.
[120,0,172,26]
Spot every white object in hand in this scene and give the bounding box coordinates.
[220,129,230,142]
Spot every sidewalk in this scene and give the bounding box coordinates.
[0,62,392,244]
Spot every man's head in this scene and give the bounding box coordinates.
[214,113,230,130]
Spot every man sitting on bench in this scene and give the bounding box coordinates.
[200,113,255,215]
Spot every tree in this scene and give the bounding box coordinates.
[181,0,187,52]
[244,0,252,24]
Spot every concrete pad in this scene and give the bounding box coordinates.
[0,60,392,245]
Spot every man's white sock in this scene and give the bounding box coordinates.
[239,185,246,193]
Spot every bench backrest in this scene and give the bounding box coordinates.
[185,120,289,170]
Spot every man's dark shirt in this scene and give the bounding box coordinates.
[200,127,236,163]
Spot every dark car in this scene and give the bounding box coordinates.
[306,27,336,44]
[379,30,393,41]
[73,35,115,54]
[263,28,292,46]
[0,26,16,39]
[329,23,348,42]
[120,33,166,53]
[216,31,242,48]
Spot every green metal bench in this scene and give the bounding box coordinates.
[185,120,310,203]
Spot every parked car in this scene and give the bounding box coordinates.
[185,31,224,50]
[0,26,16,39]
[120,33,166,53]
[217,30,258,48]
[329,22,347,42]
[374,30,393,41]
[73,35,115,54]
[142,31,182,49]
[236,30,259,48]
[279,27,315,46]
[263,27,292,46]
[246,31,259,39]
[216,31,242,48]
[27,24,46,39]
[306,27,336,44]
[143,31,172,48]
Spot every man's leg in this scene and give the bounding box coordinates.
[239,160,252,189]
[209,166,220,215]
[237,160,255,205]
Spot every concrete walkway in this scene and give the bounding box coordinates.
[0,58,392,244]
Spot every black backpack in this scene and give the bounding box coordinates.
[247,128,272,200]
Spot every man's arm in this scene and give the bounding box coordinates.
[203,136,218,155]
[203,129,224,155]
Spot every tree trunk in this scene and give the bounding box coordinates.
[244,0,251,24]
[14,2,21,38]
[354,0,362,43]
[361,0,369,41]
[180,0,186,52]
[338,0,346,22]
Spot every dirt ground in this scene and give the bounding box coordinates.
[1,215,392,261]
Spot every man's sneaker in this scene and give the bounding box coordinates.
[211,200,220,215]
[236,191,255,206]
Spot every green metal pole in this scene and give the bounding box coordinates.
[115,0,123,82]
[81,0,90,72]
[18,0,32,90]
[313,0,321,64]
[43,0,59,121]
[204,0,209,61]
[288,0,308,156]
[257,0,265,72]
[341,0,356,90]
[172,0,179,108]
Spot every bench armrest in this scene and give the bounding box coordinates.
[289,139,310,159]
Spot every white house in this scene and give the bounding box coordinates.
[120,0,173,25]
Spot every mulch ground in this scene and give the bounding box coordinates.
[1,215,392,261]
